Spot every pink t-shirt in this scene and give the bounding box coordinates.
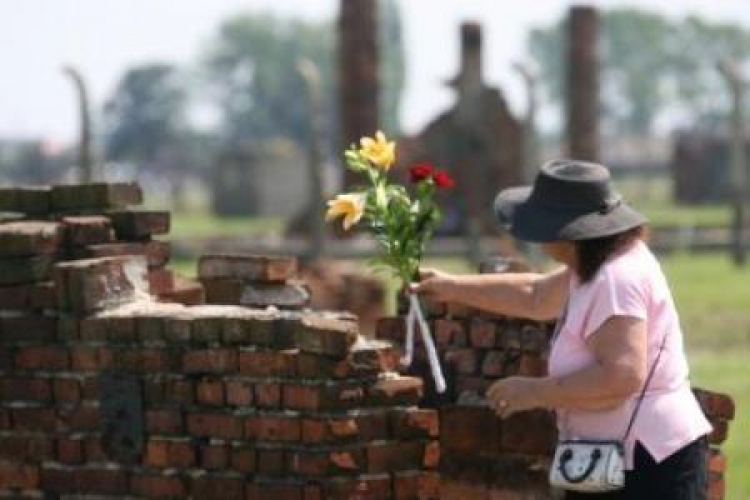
[548,239,712,469]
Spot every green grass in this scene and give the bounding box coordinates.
[662,252,750,349]
[170,211,283,239]
[615,176,730,227]
[689,348,750,499]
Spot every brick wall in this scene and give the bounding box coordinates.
[376,261,735,500]
[0,183,438,499]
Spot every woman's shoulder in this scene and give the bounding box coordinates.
[591,239,656,290]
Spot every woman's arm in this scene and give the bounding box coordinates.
[488,315,648,415]
[411,266,570,321]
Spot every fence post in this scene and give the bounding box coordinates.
[718,59,747,267]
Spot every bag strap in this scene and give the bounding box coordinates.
[621,326,669,442]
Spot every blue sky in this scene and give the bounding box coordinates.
[1,0,749,143]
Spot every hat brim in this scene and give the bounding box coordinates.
[493,186,648,242]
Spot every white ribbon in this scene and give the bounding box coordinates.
[400,293,446,393]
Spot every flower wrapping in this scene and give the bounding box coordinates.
[326,131,453,393]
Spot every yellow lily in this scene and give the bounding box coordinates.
[325,192,367,230]
[359,130,396,170]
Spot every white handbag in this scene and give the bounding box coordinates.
[548,302,669,493]
[549,440,625,492]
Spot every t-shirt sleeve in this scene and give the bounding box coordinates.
[581,266,648,340]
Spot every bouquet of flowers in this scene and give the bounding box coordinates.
[325,131,453,392]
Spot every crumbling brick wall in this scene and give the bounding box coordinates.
[376,262,734,500]
[0,183,438,499]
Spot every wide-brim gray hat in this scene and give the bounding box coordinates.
[493,159,648,242]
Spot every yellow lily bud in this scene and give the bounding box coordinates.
[359,130,396,170]
[325,192,367,230]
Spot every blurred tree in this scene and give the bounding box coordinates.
[104,63,188,166]
[379,0,405,135]
[203,5,404,144]
[528,9,750,135]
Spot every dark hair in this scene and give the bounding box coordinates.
[575,226,646,283]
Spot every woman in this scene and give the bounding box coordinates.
[412,160,711,499]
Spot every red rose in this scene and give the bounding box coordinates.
[432,170,455,189]
[409,163,434,183]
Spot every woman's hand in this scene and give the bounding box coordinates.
[487,376,547,418]
[408,268,458,303]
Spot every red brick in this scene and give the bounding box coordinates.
[424,441,440,468]
[163,378,194,405]
[366,441,425,472]
[0,284,29,309]
[367,376,423,406]
[12,407,56,431]
[391,408,439,439]
[246,481,304,500]
[1,315,57,343]
[521,323,551,354]
[71,346,113,371]
[57,404,100,432]
[708,419,729,445]
[393,471,441,500]
[53,256,146,313]
[197,377,225,406]
[518,354,547,377]
[288,313,358,356]
[499,320,523,350]
[145,439,195,468]
[83,437,107,462]
[108,210,170,239]
[481,350,507,377]
[375,317,405,344]
[254,381,283,409]
[0,435,54,460]
[440,405,501,456]
[454,375,492,397]
[183,349,237,373]
[53,378,81,404]
[187,412,243,439]
[159,274,205,306]
[0,376,51,402]
[28,281,57,309]
[200,443,229,469]
[246,415,301,442]
[0,221,61,256]
[41,467,129,494]
[694,388,735,420]
[239,350,297,377]
[131,474,187,498]
[61,215,114,246]
[231,446,256,473]
[320,474,391,499]
[256,448,286,476]
[300,413,389,444]
[115,348,173,372]
[469,318,497,348]
[434,319,465,347]
[226,379,254,406]
[289,448,364,476]
[15,346,69,370]
[198,254,297,283]
[445,348,478,375]
[146,409,183,434]
[50,182,142,210]
[148,269,175,295]
[284,382,365,411]
[708,475,725,500]
[706,448,726,474]
[500,410,557,455]
[191,476,244,500]
[0,461,39,489]
[56,437,83,464]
